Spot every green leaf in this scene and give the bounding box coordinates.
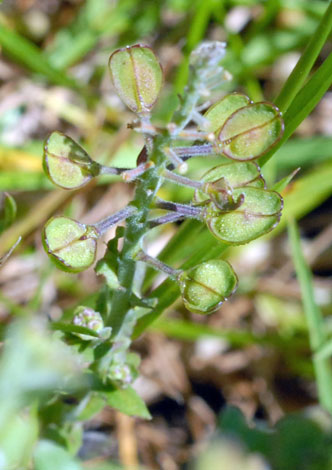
[218,102,284,161]
[109,44,163,114]
[74,393,106,421]
[95,260,120,290]
[105,385,151,419]
[0,408,39,469]
[34,440,82,470]
[50,322,100,338]
[95,228,124,289]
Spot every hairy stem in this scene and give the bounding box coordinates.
[149,212,185,227]
[174,144,214,159]
[104,59,210,341]
[136,250,180,279]
[106,136,168,337]
[163,169,202,189]
[156,199,203,219]
[93,206,137,235]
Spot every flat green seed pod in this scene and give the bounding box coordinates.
[109,44,163,114]
[203,93,251,133]
[206,187,283,244]
[42,216,98,273]
[43,132,96,190]
[178,259,238,314]
[232,187,282,215]
[194,161,264,204]
[217,102,284,161]
[208,211,280,245]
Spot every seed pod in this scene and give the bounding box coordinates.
[42,216,98,272]
[73,306,104,340]
[194,161,265,205]
[216,102,284,161]
[203,93,251,133]
[43,132,99,190]
[109,44,163,115]
[206,187,283,244]
[178,259,238,314]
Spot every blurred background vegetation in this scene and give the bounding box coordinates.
[0,0,332,469]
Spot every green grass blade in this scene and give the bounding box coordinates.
[274,136,332,171]
[282,52,332,142]
[151,318,307,350]
[288,218,332,414]
[276,161,332,234]
[315,340,332,361]
[275,1,332,112]
[272,168,300,193]
[0,24,81,89]
[260,52,332,166]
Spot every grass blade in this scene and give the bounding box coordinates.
[275,2,332,112]
[260,52,332,166]
[288,218,332,413]
[0,24,80,89]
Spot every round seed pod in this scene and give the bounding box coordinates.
[43,132,99,190]
[178,259,238,314]
[194,161,265,206]
[216,102,284,161]
[206,187,283,245]
[42,216,98,273]
[109,44,163,115]
[203,93,251,133]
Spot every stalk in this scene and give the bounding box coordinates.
[106,64,207,338]
[107,136,168,337]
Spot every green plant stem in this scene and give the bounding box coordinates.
[106,57,206,339]
[107,136,167,338]
[288,218,332,414]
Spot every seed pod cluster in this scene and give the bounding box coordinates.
[195,94,284,245]
[42,44,285,319]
